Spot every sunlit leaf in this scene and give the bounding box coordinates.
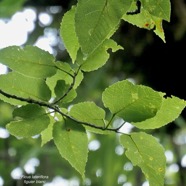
[141,0,171,21]
[0,72,51,102]
[60,6,79,63]
[6,104,50,138]
[122,0,171,42]
[102,80,162,122]
[69,102,110,134]
[46,62,83,97]
[0,45,56,78]
[53,120,88,178]
[77,39,123,72]
[133,95,186,129]
[120,132,166,186]
[41,117,55,146]
[75,0,132,55]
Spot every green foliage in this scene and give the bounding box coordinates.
[7,104,50,138]
[0,0,25,18]
[122,0,171,41]
[0,0,185,185]
[102,80,162,123]
[75,0,132,55]
[0,46,56,78]
[0,72,51,103]
[120,132,166,186]
[53,120,88,179]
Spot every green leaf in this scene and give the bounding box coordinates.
[120,132,166,186]
[133,95,186,129]
[141,0,171,22]
[60,6,79,63]
[54,80,77,104]
[46,62,83,97]
[0,72,51,103]
[77,39,123,72]
[41,119,54,147]
[53,120,88,178]
[0,0,25,18]
[123,0,171,42]
[69,102,110,134]
[0,45,56,78]
[75,0,132,55]
[0,92,27,106]
[123,10,165,42]
[102,80,162,122]
[6,104,50,138]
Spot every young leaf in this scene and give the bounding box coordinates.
[53,120,88,179]
[102,80,162,123]
[0,72,51,102]
[132,95,186,129]
[69,102,110,134]
[0,45,56,78]
[60,6,79,63]
[77,39,123,72]
[6,104,50,138]
[120,132,166,186]
[75,0,132,55]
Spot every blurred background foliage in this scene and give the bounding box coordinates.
[0,0,186,185]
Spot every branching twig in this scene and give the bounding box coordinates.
[55,65,74,78]
[0,89,50,107]
[105,113,116,129]
[115,121,126,132]
[52,66,81,105]
[0,89,124,133]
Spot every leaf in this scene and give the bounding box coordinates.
[132,95,186,129]
[60,6,79,63]
[77,39,123,72]
[41,119,54,147]
[69,102,110,134]
[120,132,166,186]
[0,0,25,18]
[6,104,50,138]
[141,0,171,22]
[54,80,77,105]
[102,80,162,122]
[53,120,88,178]
[0,72,51,103]
[0,45,56,78]
[123,0,171,42]
[152,17,165,42]
[46,62,83,97]
[75,0,132,55]
[124,13,166,42]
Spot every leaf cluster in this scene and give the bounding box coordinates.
[0,0,184,185]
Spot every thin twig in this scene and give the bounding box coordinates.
[52,66,81,105]
[105,113,116,129]
[55,65,74,78]
[115,121,126,132]
[0,89,123,133]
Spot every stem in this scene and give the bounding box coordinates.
[0,89,124,134]
[115,121,126,131]
[55,65,74,78]
[105,113,116,129]
[52,66,81,105]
